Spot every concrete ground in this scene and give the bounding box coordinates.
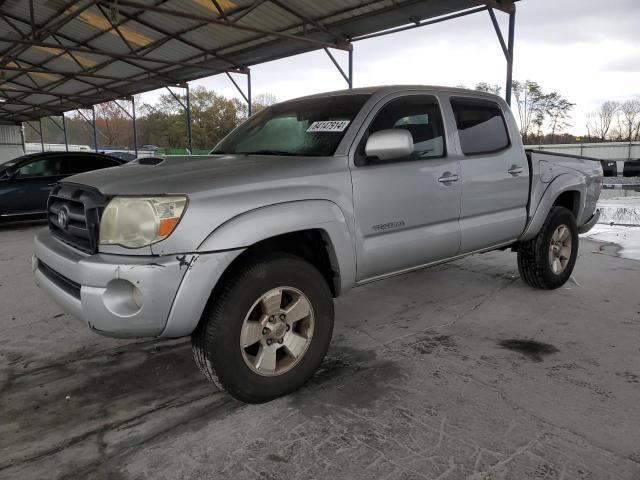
[1,221,639,480]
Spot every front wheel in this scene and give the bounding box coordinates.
[517,206,579,289]
[192,253,334,403]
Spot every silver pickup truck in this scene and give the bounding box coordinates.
[34,86,602,403]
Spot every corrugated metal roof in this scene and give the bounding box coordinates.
[0,0,517,123]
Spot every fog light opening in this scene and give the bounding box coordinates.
[103,279,144,317]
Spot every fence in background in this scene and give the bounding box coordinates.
[525,142,640,161]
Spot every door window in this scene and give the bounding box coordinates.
[359,95,446,163]
[450,98,510,155]
[16,157,63,178]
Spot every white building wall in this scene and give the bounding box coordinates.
[0,124,24,164]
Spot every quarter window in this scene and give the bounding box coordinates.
[361,95,446,163]
[450,98,509,155]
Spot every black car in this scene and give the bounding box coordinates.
[0,151,128,221]
[600,160,617,177]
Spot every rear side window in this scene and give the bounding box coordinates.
[450,98,509,155]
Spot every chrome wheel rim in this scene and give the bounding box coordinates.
[240,287,315,377]
[548,224,572,275]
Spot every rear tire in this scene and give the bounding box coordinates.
[192,253,334,403]
[517,207,578,289]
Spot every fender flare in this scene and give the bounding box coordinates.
[198,200,356,294]
[520,174,586,241]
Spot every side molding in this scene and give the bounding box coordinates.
[198,200,356,294]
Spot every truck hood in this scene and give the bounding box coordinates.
[65,154,331,196]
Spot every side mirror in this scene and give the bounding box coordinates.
[364,129,413,162]
[4,166,18,179]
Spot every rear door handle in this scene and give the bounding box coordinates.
[438,174,459,183]
[508,165,524,176]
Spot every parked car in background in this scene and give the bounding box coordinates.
[0,151,128,221]
[600,160,617,177]
[623,160,640,177]
[104,151,137,162]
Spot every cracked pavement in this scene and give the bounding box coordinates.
[1,221,640,479]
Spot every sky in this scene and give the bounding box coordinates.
[140,0,640,135]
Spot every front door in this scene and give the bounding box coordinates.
[350,93,462,281]
[2,155,65,217]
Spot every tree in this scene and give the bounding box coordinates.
[94,101,132,148]
[251,93,277,114]
[619,98,640,141]
[512,80,547,143]
[545,92,574,141]
[474,82,502,95]
[586,101,619,141]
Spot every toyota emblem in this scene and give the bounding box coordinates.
[58,207,69,231]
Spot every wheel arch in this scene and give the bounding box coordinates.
[198,200,356,295]
[520,175,587,242]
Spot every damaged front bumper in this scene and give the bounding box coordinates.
[33,230,242,338]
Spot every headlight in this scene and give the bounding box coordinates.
[99,195,187,248]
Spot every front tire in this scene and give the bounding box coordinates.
[517,206,578,289]
[192,253,334,403]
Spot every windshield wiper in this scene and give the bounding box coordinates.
[240,150,297,156]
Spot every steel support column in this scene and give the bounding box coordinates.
[47,115,68,151]
[185,84,192,154]
[323,45,353,88]
[113,97,138,156]
[62,114,68,151]
[20,122,26,154]
[505,7,516,106]
[92,106,98,152]
[131,97,138,156]
[166,85,193,154]
[247,70,252,116]
[226,70,252,116]
[488,6,516,105]
[38,118,44,152]
[348,47,353,89]
[76,107,99,152]
[24,120,44,151]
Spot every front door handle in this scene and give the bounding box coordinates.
[508,165,524,176]
[438,173,459,183]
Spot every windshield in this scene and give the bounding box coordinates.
[212,93,371,157]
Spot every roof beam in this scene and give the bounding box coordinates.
[100,0,351,50]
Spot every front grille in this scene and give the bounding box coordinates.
[48,183,105,254]
[37,260,81,299]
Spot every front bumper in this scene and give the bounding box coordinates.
[33,230,242,338]
[578,209,600,234]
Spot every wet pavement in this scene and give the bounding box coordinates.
[586,183,640,261]
[1,184,640,479]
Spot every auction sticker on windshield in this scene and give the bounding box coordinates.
[306,120,350,132]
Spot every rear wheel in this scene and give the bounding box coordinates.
[192,253,334,403]
[517,206,578,289]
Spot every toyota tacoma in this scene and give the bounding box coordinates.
[34,86,602,403]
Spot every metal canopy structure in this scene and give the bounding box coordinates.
[0,0,518,150]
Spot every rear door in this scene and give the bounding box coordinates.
[2,155,65,217]
[350,93,462,281]
[449,97,529,253]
